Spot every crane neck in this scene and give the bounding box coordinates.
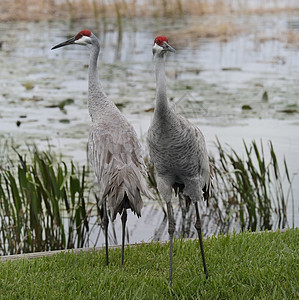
[88,40,108,121]
[154,54,169,116]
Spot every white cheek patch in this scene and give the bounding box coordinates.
[75,35,91,45]
[153,43,163,54]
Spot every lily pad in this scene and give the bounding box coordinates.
[278,109,297,114]
[222,67,242,71]
[262,91,268,102]
[242,105,252,110]
[59,119,71,123]
[23,82,34,90]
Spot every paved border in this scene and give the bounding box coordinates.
[0,240,171,262]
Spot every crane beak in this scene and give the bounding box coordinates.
[51,36,76,50]
[163,42,176,53]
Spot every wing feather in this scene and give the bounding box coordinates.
[89,118,152,220]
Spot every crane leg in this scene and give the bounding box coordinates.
[121,209,127,267]
[166,202,175,287]
[103,201,109,266]
[194,202,208,279]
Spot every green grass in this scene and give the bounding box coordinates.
[1,229,298,299]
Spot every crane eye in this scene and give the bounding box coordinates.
[75,33,83,40]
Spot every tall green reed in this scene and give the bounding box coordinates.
[114,1,123,35]
[0,147,91,255]
[209,138,291,233]
[66,0,74,22]
[92,0,99,24]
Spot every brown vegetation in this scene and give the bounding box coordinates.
[287,31,299,45]
[1,1,299,47]
[167,19,242,47]
[1,0,299,22]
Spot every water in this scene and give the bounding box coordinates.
[0,13,298,246]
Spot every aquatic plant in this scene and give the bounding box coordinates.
[0,147,92,255]
[92,0,99,24]
[209,139,291,232]
[114,1,123,35]
[203,139,293,236]
[66,0,74,22]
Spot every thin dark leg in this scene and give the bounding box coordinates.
[166,202,175,287]
[194,202,208,279]
[103,201,109,266]
[121,209,127,267]
[179,193,187,238]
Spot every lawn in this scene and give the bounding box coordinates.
[1,229,298,299]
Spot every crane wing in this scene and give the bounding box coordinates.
[176,113,212,201]
[88,118,151,220]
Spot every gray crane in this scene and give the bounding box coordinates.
[52,30,152,266]
[147,36,211,286]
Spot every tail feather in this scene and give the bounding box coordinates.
[103,163,153,221]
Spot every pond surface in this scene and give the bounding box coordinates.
[0,13,298,246]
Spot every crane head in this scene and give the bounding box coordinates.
[51,30,93,50]
[153,36,176,56]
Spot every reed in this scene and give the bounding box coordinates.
[0,146,92,256]
[100,0,108,33]
[66,0,74,22]
[176,0,184,19]
[209,139,291,233]
[92,0,99,25]
[114,1,123,35]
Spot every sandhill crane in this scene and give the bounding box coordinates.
[52,30,152,266]
[147,36,211,285]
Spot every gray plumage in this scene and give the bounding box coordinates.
[148,104,211,203]
[88,109,149,220]
[147,37,211,285]
[52,30,152,266]
[87,34,151,219]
